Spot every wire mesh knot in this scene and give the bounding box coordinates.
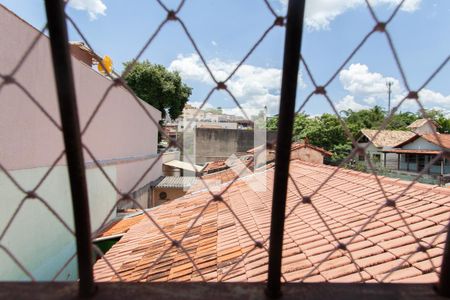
[213,194,223,202]
[417,244,429,252]
[216,82,227,90]
[26,191,37,199]
[113,78,122,87]
[274,16,285,26]
[337,242,347,250]
[314,86,326,95]
[302,196,311,204]
[172,240,180,247]
[122,193,132,201]
[385,199,396,207]
[167,10,177,21]
[255,241,263,249]
[407,91,419,99]
[2,75,14,84]
[374,22,386,32]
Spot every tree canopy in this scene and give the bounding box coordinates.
[267,106,450,164]
[123,60,192,120]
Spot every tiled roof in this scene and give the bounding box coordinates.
[94,160,450,283]
[155,176,198,189]
[291,141,332,157]
[203,160,228,173]
[360,129,416,148]
[394,133,450,150]
[96,213,146,238]
[407,119,438,129]
[421,134,450,149]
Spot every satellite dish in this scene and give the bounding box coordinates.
[97,55,113,74]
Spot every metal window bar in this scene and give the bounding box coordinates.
[44,0,95,296]
[266,0,305,298]
[0,0,449,298]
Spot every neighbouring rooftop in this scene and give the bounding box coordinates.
[360,129,416,148]
[94,160,450,283]
[394,133,450,150]
[96,213,146,239]
[155,176,198,189]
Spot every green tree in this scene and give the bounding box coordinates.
[421,109,450,133]
[123,60,192,120]
[387,112,418,130]
[342,105,386,136]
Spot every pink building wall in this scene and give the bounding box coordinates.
[0,5,162,194]
[0,5,162,280]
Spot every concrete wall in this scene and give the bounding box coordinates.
[0,6,161,281]
[179,128,277,164]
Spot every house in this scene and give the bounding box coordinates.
[150,176,198,206]
[382,133,450,185]
[358,119,439,169]
[407,119,439,135]
[358,129,416,167]
[0,5,162,280]
[94,159,450,283]
[247,140,332,165]
[290,141,332,164]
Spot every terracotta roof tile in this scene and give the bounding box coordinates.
[96,213,146,238]
[94,160,450,283]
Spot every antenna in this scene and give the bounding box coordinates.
[386,81,393,113]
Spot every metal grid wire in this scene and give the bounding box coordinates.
[0,0,449,297]
[285,0,450,284]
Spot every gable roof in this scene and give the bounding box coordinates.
[360,129,416,148]
[394,133,450,149]
[407,119,439,129]
[94,160,449,283]
[291,141,333,157]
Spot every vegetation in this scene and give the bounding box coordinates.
[123,60,192,120]
[267,106,450,165]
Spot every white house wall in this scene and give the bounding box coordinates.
[402,137,443,151]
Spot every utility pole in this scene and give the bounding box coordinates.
[386,81,393,113]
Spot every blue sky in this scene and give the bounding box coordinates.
[1,0,449,117]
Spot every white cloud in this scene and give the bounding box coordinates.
[169,54,288,115]
[68,0,107,20]
[336,95,370,111]
[419,89,450,107]
[211,40,218,47]
[336,63,450,114]
[339,63,401,98]
[280,0,421,30]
